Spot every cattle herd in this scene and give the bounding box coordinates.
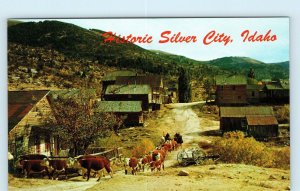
[14,154,113,182]
[124,138,181,175]
[11,135,182,182]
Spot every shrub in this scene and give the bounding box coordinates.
[96,133,123,149]
[272,147,290,169]
[212,131,289,169]
[274,105,290,123]
[131,139,155,158]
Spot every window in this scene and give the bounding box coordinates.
[252,91,255,97]
[232,85,236,90]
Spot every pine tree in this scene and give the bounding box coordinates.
[178,67,192,103]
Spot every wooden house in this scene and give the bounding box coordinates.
[96,101,143,126]
[215,75,248,105]
[101,70,137,98]
[115,75,165,109]
[8,90,59,157]
[104,84,152,111]
[219,106,278,138]
[264,80,289,103]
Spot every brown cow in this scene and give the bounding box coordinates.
[141,155,152,171]
[162,143,173,152]
[127,157,139,175]
[171,140,178,150]
[22,159,50,179]
[151,150,165,172]
[48,159,68,180]
[78,156,112,181]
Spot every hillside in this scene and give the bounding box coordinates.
[7,20,289,91]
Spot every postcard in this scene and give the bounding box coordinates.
[7,18,290,191]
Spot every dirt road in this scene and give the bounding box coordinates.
[8,103,290,191]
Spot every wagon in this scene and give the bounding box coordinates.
[177,148,219,166]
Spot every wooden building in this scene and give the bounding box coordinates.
[8,90,59,157]
[96,101,143,126]
[264,80,289,103]
[220,106,278,138]
[104,84,152,111]
[101,70,137,98]
[246,115,279,138]
[215,75,248,105]
[246,84,264,104]
[115,75,165,109]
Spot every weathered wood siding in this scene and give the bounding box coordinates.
[247,125,279,138]
[220,117,246,132]
[8,96,57,156]
[216,85,247,105]
[104,94,151,111]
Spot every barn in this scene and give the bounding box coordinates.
[8,90,59,157]
[96,101,143,126]
[104,84,152,111]
[220,106,279,138]
[215,75,248,105]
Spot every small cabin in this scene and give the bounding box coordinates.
[220,106,279,138]
[8,90,59,157]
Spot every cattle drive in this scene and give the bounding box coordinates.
[12,133,183,181]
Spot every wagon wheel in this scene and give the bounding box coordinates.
[177,150,187,165]
[192,149,206,165]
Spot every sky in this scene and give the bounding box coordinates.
[19,18,289,63]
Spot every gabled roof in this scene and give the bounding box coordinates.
[8,90,49,132]
[115,75,163,88]
[102,70,137,81]
[105,85,151,95]
[246,115,278,126]
[216,75,247,85]
[96,101,142,113]
[220,106,274,118]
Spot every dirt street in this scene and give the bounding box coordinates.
[8,102,290,191]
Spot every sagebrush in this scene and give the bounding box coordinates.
[212,131,290,169]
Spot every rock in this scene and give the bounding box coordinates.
[178,170,189,176]
[269,175,277,180]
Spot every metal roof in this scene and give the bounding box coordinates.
[216,75,247,85]
[246,115,278,126]
[105,84,151,95]
[8,90,49,132]
[96,101,142,112]
[102,70,137,81]
[220,106,274,117]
